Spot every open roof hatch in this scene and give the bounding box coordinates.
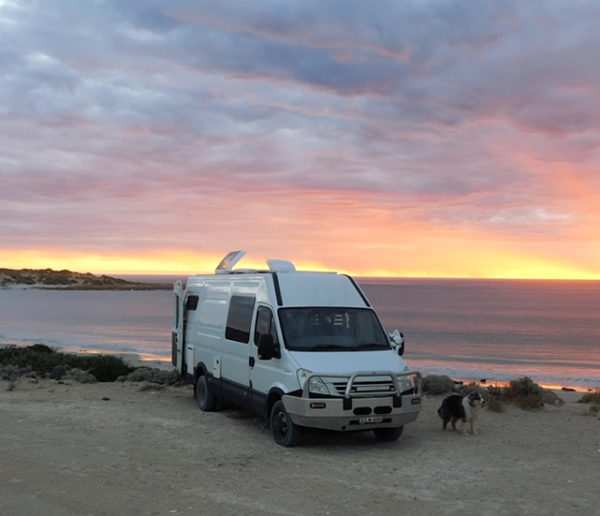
[215,250,297,274]
[215,250,246,274]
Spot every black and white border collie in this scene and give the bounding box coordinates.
[437,392,486,434]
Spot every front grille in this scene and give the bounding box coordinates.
[331,379,396,396]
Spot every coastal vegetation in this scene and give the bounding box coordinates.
[2,346,591,412]
[0,344,184,390]
[422,374,564,411]
[0,344,135,382]
[577,389,600,416]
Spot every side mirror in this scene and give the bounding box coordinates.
[388,329,405,356]
[258,334,275,360]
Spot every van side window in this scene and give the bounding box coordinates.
[225,295,256,343]
[185,295,199,310]
[254,306,280,357]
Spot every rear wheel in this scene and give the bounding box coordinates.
[195,375,217,411]
[373,426,404,442]
[270,400,301,447]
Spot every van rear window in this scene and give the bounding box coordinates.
[185,295,199,310]
[225,295,256,343]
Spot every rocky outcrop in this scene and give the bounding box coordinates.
[0,268,170,290]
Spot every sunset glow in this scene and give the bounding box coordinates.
[2,2,599,279]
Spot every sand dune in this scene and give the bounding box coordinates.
[0,378,598,516]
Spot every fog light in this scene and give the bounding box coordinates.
[310,402,326,409]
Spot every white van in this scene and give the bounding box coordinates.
[172,251,422,446]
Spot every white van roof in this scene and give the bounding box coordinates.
[276,272,368,307]
[190,251,370,308]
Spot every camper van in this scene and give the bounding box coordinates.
[172,251,422,446]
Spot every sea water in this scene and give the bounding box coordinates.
[363,278,600,390]
[0,279,599,389]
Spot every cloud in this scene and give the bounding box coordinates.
[1,0,599,276]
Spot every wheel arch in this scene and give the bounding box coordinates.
[193,362,209,397]
[265,387,285,419]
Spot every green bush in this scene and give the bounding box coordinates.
[484,377,562,410]
[120,366,184,386]
[503,377,545,409]
[422,375,456,395]
[0,345,134,382]
[577,389,600,404]
[577,389,600,416]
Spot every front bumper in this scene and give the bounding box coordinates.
[282,370,422,432]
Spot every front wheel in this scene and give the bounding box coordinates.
[373,426,404,442]
[270,400,301,447]
[195,375,217,411]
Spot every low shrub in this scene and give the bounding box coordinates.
[577,389,600,416]
[485,396,505,413]
[577,389,600,404]
[0,345,134,382]
[139,383,165,392]
[120,367,184,386]
[64,368,97,384]
[81,355,134,382]
[504,377,546,409]
[422,375,456,395]
[1,364,21,382]
[484,377,562,410]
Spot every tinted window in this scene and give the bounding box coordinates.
[278,307,389,352]
[254,306,280,356]
[225,295,256,343]
[185,295,199,310]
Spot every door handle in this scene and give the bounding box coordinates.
[249,357,255,367]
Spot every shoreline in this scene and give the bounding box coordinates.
[2,342,597,394]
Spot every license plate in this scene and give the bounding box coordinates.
[358,416,384,424]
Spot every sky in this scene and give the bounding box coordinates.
[1,0,600,279]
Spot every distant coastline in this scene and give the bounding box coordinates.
[0,268,171,290]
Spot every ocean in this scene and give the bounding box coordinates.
[1,278,599,390]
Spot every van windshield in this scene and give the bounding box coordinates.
[278,307,390,352]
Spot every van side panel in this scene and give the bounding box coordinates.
[185,280,229,378]
[186,275,275,409]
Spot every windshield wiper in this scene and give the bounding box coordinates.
[291,344,344,351]
[357,343,389,350]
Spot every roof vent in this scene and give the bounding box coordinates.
[267,259,296,272]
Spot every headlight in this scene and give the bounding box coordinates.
[297,369,330,395]
[296,368,312,388]
[396,374,414,392]
[307,376,330,396]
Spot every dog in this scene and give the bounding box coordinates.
[437,392,486,434]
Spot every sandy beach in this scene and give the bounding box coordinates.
[1,376,598,516]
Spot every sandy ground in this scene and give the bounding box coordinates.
[1,377,598,516]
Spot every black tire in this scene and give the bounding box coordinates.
[270,400,301,447]
[373,426,404,442]
[195,375,217,411]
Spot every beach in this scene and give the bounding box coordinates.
[1,377,598,516]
